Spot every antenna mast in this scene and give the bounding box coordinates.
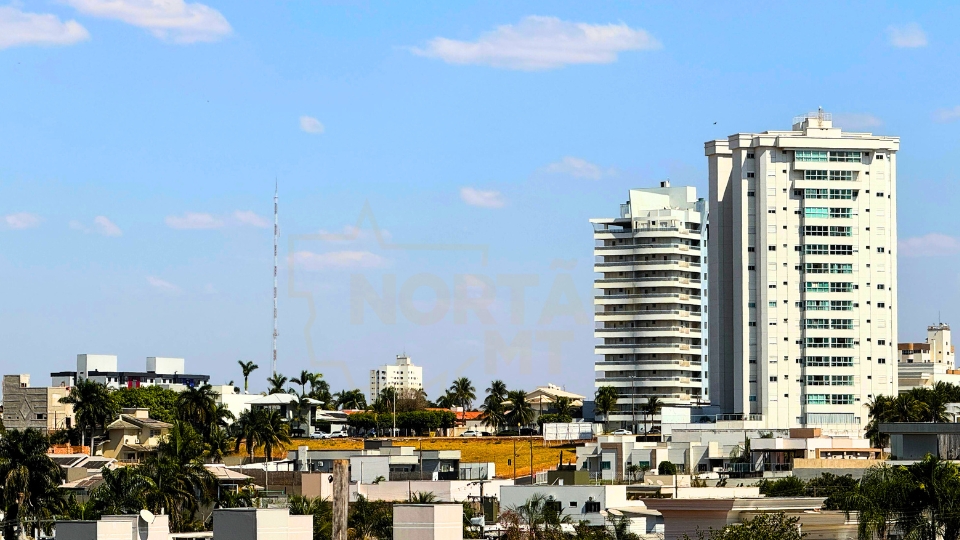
[273,180,279,376]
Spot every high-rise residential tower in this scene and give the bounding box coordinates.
[591,182,707,431]
[369,354,423,404]
[706,112,899,433]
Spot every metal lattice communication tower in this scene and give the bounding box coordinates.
[273,180,279,376]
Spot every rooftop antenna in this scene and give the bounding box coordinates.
[273,179,279,376]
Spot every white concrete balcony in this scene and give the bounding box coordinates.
[595,359,702,370]
[594,276,701,288]
[599,376,703,387]
[594,309,698,322]
[594,293,702,306]
[593,260,701,273]
[594,327,701,338]
[594,343,701,355]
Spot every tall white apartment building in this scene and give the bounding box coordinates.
[898,323,959,392]
[369,354,423,403]
[706,112,899,433]
[591,182,707,431]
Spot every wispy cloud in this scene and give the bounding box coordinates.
[887,23,927,48]
[317,225,390,243]
[146,276,180,293]
[934,106,960,123]
[899,233,960,257]
[63,0,231,43]
[832,113,883,131]
[300,116,325,134]
[70,216,123,236]
[290,250,386,271]
[233,210,270,228]
[460,187,505,208]
[3,212,42,230]
[0,6,89,50]
[544,156,610,180]
[165,212,224,230]
[411,15,661,71]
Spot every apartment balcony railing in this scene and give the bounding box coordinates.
[594,243,700,251]
[594,277,701,284]
[596,360,702,367]
[595,310,699,317]
[595,344,702,350]
[597,293,702,300]
[595,327,699,333]
[602,376,703,383]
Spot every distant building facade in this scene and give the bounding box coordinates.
[369,354,423,403]
[898,323,960,392]
[51,354,210,389]
[2,374,75,433]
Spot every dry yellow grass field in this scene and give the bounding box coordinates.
[274,437,579,479]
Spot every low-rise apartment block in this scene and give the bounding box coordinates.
[2,374,74,433]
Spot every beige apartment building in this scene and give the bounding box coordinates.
[706,112,899,433]
[591,182,707,430]
[898,323,960,392]
[2,374,75,433]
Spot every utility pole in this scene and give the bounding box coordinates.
[332,459,349,540]
[530,438,535,485]
[513,438,516,480]
[272,180,279,376]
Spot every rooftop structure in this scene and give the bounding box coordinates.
[51,354,210,390]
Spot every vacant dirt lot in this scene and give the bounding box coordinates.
[275,437,580,479]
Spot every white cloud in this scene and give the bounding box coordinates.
[234,210,270,228]
[460,187,505,208]
[934,106,960,123]
[300,116,325,134]
[545,156,607,180]
[411,15,661,71]
[146,276,180,293]
[888,23,927,48]
[317,225,390,243]
[0,6,89,50]
[3,212,42,230]
[165,212,224,230]
[899,233,960,257]
[831,113,883,131]
[290,250,386,271]
[63,0,231,43]
[71,216,123,236]
[93,216,122,236]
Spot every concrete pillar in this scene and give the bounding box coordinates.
[332,459,349,540]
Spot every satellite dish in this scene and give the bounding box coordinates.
[139,509,156,524]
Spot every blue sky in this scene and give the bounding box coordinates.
[2,1,960,399]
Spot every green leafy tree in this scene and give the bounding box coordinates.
[837,464,915,540]
[658,460,678,475]
[409,491,438,503]
[682,512,804,540]
[480,394,507,432]
[232,408,291,462]
[59,379,118,455]
[141,421,216,532]
[0,429,66,540]
[291,370,314,398]
[238,360,259,393]
[486,380,508,402]
[348,495,393,540]
[206,425,233,463]
[288,494,332,540]
[757,476,806,497]
[112,385,179,423]
[176,384,219,439]
[500,493,571,540]
[90,466,150,516]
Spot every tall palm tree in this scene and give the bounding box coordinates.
[291,370,313,397]
[59,378,118,455]
[480,394,507,432]
[0,429,66,540]
[502,493,571,540]
[435,390,457,410]
[449,377,476,421]
[141,421,215,532]
[176,384,219,438]
[205,425,233,464]
[232,408,291,463]
[486,380,508,402]
[594,386,619,426]
[506,390,535,430]
[838,464,914,540]
[642,397,663,435]
[552,396,573,418]
[335,389,367,410]
[267,372,289,394]
[237,360,259,393]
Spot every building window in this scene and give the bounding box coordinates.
[828,151,862,163]
[747,172,755,178]
[804,170,829,181]
[747,152,755,159]
[796,150,828,162]
[830,208,852,218]
[768,245,776,251]
[601,462,611,470]
[829,245,853,256]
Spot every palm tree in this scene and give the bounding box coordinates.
[237,360,259,393]
[141,421,215,532]
[552,396,573,418]
[505,390,535,430]
[607,515,641,540]
[233,408,291,462]
[486,380,508,402]
[480,394,507,432]
[176,384,219,438]
[0,429,66,540]
[502,493,571,540]
[90,466,150,516]
[59,378,118,455]
[641,397,663,435]
[206,425,233,463]
[435,390,457,410]
[291,370,313,397]
[335,389,367,410]
[838,464,914,540]
[267,372,289,394]
[594,386,619,427]
[409,491,438,503]
[449,377,476,421]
